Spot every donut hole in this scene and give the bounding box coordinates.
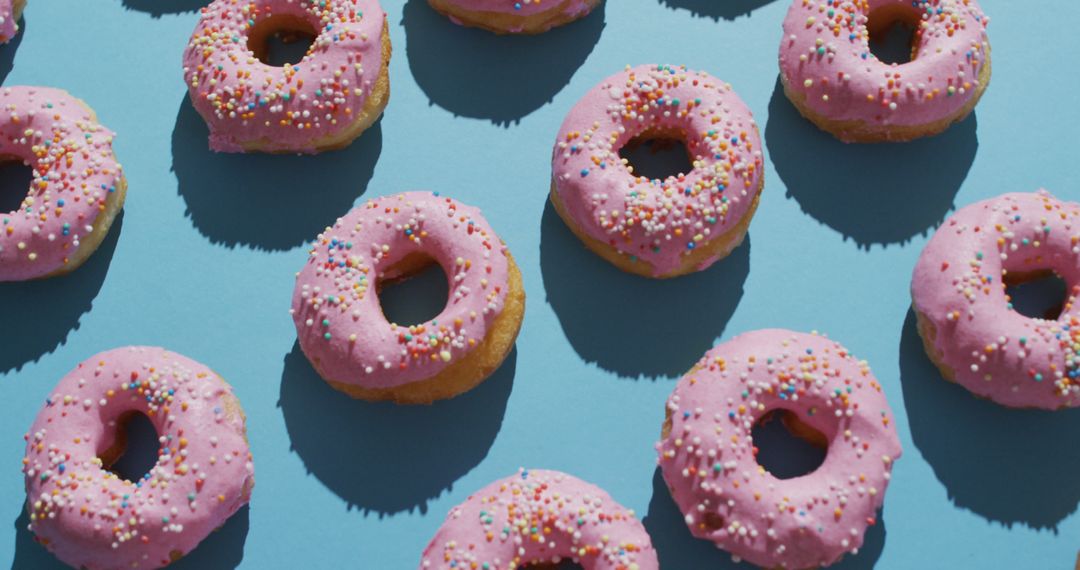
[101,412,160,484]
[521,562,585,569]
[619,129,694,181]
[248,15,317,66]
[702,511,727,533]
[867,5,920,65]
[377,253,451,327]
[0,159,33,214]
[1005,270,1068,320]
[751,410,827,480]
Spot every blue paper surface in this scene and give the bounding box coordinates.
[1,0,1078,567]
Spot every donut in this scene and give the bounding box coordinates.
[419,468,659,569]
[182,0,391,154]
[427,0,601,34]
[657,329,902,569]
[911,190,1080,409]
[551,64,764,279]
[779,0,991,142]
[0,0,24,43]
[291,191,525,404]
[0,86,127,282]
[21,347,255,569]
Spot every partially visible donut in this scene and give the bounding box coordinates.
[22,347,254,570]
[551,64,764,278]
[291,191,525,404]
[427,0,601,34]
[419,468,659,569]
[0,86,127,282]
[657,329,902,569]
[912,190,1080,409]
[182,0,391,153]
[0,0,24,43]
[779,0,991,142]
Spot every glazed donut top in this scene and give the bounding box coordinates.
[0,0,17,43]
[442,0,594,17]
[553,64,763,276]
[291,191,512,389]
[912,191,1080,409]
[22,347,254,570]
[780,0,990,128]
[0,86,124,282]
[420,468,659,569]
[182,0,387,153]
[657,330,902,570]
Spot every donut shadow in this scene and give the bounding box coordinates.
[898,308,1080,530]
[657,0,776,20]
[643,468,886,569]
[171,97,382,251]
[278,341,515,515]
[11,504,249,569]
[402,0,605,126]
[119,0,206,17]
[0,212,123,374]
[539,200,749,379]
[765,76,977,249]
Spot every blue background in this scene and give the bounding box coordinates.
[1,0,1078,567]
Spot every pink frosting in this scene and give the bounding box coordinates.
[552,64,764,277]
[779,0,989,132]
[182,0,387,153]
[657,329,902,569]
[0,0,18,43]
[419,469,659,569]
[291,191,513,390]
[0,86,124,282]
[22,347,254,570]
[438,0,594,17]
[911,191,1080,409]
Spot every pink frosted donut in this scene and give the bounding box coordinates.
[182,0,391,154]
[427,0,601,34]
[0,86,127,282]
[551,64,764,279]
[779,0,991,142]
[419,468,659,569]
[911,190,1080,409]
[0,0,24,43]
[21,347,254,570]
[291,191,525,404]
[657,329,902,569]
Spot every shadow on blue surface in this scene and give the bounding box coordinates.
[171,98,382,251]
[766,77,977,248]
[0,212,123,374]
[278,342,516,515]
[540,200,749,379]
[643,468,886,569]
[11,503,249,569]
[658,0,776,20]
[402,0,605,125]
[119,0,205,17]
[899,309,1080,530]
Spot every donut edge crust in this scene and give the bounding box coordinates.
[42,96,128,280]
[320,252,526,404]
[234,17,392,154]
[426,0,602,34]
[549,175,762,279]
[781,43,992,143]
